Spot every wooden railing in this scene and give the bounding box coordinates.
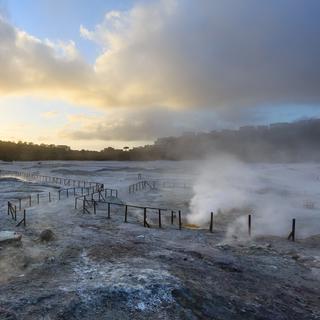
[128,180,157,194]
[0,169,103,189]
[77,198,302,242]
[7,201,26,227]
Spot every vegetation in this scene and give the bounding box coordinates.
[1,119,320,162]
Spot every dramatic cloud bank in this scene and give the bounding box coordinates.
[59,107,226,141]
[0,15,94,101]
[89,0,320,109]
[1,0,320,111]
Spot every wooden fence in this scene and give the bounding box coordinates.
[1,169,118,227]
[1,170,300,241]
[0,169,103,189]
[77,197,299,241]
[128,180,157,194]
[161,180,191,189]
[74,187,118,211]
[80,196,181,229]
[7,201,26,227]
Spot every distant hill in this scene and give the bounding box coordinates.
[150,119,320,162]
[1,119,320,162]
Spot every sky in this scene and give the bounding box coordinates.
[0,0,320,150]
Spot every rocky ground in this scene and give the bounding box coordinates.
[0,161,320,319]
[0,196,319,320]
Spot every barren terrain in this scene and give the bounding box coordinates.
[0,161,319,319]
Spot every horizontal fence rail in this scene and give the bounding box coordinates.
[1,170,303,241]
[0,169,103,189]
[6,185,302,241]
[161,180,191,189]
[79,197,175,229]
[6,186,101,212]
[0,169,119,227]
[128,180,157,194]
[77,197,302,242]
[74,188,119,210]
[7,201,26,227]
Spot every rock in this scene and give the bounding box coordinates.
[46,256,55,263]
[0,231,22,245]
[216,261,242,273]
[0,307,18,320]
[136,302,146,311]
[216,243,231,250]
[250,243,272,251]
[39,229,55,242]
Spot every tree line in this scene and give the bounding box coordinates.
[1,119,320,162]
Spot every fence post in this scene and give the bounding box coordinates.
[248,214,251,237]
[292,218,296,241]
[37,194,40,204]
[288,218,296,242]
[49,192,51,202]
[158,209,162,228]
[144,208,147,227]
[23,209,26,226]
[93,201,96,214]
[210,212,213,233]
[178,210,182,230]
[107,203,111,219]
[125,205,128,223]
[171,210,174,224]
[29,195,32,207]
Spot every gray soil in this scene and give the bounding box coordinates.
[0,196,319,320]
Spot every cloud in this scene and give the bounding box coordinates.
[41,111,59,119]
[89,0,320,109]
[1,0,320,113]
[59,107,222,141]
[0,15,94,101]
